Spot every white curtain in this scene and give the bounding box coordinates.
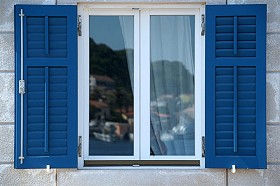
[119,15,195,155]
[150,16,195,155]
[119,16,134,93]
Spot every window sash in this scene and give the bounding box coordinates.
[81,9,140,160]
[140,9,203,161]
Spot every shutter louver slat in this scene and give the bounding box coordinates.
[215,14,257,58]
[26,67,69,157]
[214,66,258,158]
[27,16,67,58]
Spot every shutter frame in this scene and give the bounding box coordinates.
[14,5,77,169]
[205,4,267,169]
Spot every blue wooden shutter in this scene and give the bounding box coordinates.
[205,4,267,169]
[14,5,77,168]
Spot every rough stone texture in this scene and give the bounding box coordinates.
[0,0,56,32]
[57,169,226,186]
[57,0,225,5]
[228,0,280,33]
[267,125,280,163]
[206,0,225,5]
[0,0,226,30]
[266,72,280,123]
[0,164,56,186]
[0,125,14,163]
[228,165,280,186]
[0,1,279,186]
[0,33,14,71]
[267,34,280,72]
[0,73,14,123]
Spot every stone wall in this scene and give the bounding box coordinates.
[0,0,280,185]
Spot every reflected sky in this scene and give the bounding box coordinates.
[90,16,126,50]
[90,15,195,64]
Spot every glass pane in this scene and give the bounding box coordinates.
[89,16,134,156]
[150,16,195,156]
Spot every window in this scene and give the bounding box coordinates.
[78,4,204,166]
[14,4,267,169]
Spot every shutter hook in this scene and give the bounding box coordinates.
[231,165,236,174]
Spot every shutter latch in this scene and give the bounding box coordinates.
[19,80,25,94]
[202,136,205,157]
[78,136,82,157]
[201,14,205,36]
[78,15,82,36]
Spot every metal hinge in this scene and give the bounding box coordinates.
[78,136,82,157]
[202,136,205,157]
[201,14,205,36]
[19,80,25,94]
[78,15,82,36]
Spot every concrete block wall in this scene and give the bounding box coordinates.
[0,0,280,185]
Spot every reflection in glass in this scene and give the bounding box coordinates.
[89,16,134,156]
[150,16,195,156]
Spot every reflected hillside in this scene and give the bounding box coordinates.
[90,38,133,91]
[150,60,194,100]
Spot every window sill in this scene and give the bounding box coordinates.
[84,160,200,168]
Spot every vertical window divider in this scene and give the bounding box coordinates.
[139,9,150,160]
[134,9,141,160]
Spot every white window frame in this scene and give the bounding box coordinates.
[80,9,140,162]
[78,3,205,169]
